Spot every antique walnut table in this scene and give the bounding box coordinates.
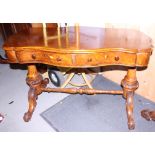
[1,26,153,130]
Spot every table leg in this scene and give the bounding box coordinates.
[23,64,49,122]
[121,68,139,130]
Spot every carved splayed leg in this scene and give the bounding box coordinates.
[23,65,49,122]
[23,88,37,122]
[121,68,139,130]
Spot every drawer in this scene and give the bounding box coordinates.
[75,52,137,67]
[16,50,137,67]
[16,50,47,63]
[16,50,73,66]
[47,53,72,66]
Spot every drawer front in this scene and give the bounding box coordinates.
[16,50,73,66]
[47,53,73,66]
[16,50,137,67]
[75,52,137,67]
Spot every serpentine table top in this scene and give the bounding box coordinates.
[3,26,153,67]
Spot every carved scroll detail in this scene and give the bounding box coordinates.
[23,65,49,122]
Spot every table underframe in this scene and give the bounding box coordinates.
[23,64,139,130]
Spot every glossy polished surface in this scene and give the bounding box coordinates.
[2,26,153,68]
[3,26,153,52]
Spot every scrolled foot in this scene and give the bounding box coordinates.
[141,109,155,121]
[23,112,32,122]
[0,55,9,64]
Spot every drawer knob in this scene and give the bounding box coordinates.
[32,54,36,60]
[115,56,119,61]
[56,57,62,62]
[88,58,92,62]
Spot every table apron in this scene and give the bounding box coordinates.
[5,49,151,67]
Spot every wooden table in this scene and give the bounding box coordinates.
[1,26,153,130]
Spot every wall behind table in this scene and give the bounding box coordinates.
[103,23,155,102]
